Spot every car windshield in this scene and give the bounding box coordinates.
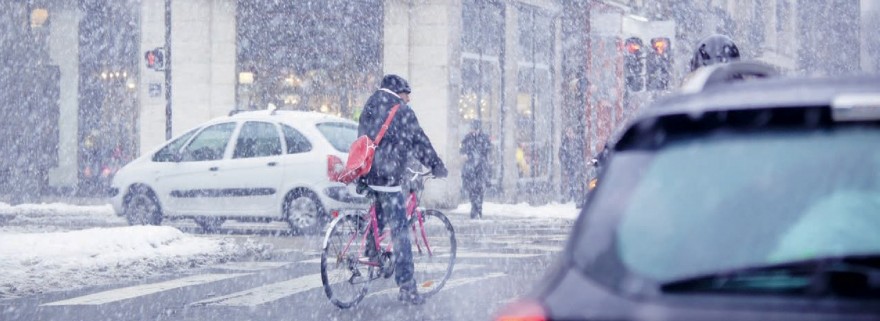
[316,122,357,152]
[595,126,880,283]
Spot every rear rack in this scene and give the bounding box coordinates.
[680,61,779,94]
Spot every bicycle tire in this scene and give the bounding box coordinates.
[409,209,456,298]
[320,213,371,309]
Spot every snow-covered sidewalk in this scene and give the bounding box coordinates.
[0,226,267,299]
[0,202,270,299]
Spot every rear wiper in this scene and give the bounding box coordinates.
[660,254,880,297]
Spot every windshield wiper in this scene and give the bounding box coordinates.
[659,254,880,297]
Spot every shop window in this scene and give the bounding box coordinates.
[236,0,382,118]
[461,0,505,193]
[516,6,554,183]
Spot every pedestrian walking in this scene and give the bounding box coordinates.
[460,120,491,219]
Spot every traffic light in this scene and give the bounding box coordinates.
[623,37,644,92]
[144,48,166,71]
[646,37,671,90]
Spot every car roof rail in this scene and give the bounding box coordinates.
[680,61,779,94]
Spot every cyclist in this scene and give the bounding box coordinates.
[680,34,744,92]
[357,74,448,305]
[689,34,741,72]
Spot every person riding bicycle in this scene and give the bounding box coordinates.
[357,74,448,305]
[680,34,744,91]
[689,34,741,72]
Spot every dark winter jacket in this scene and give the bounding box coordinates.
[460,131,491,176]
[358,89,446,187]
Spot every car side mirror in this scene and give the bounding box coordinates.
[170,152,184,162]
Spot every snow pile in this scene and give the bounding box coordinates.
[0,226,269,298]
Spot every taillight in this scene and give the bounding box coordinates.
[495,299,548,321]
[327,155,344,180]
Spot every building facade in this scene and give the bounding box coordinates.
[0,0,572,207]
[1,0,870,205]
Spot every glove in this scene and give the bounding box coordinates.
[432,165,448,178]
[355,178,369,195]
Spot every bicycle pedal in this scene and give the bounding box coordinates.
[381,252,394,278]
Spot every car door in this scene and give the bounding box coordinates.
[214,120,285,216]
[157,122,237,216]
[279,123,317,188]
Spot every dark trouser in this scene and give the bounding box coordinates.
[367,190,414,287]
[467,185,484,218]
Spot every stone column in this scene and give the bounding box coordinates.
[501,3,519,202]
[139,0,236,153]
[384,0,462,208]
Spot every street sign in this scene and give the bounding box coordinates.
[144,47,166,71]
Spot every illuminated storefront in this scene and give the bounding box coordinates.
[235,0,383,118]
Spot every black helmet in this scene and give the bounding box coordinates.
[380,74,411,94]
[690,34,741,72]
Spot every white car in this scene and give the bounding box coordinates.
[108,110,368,234]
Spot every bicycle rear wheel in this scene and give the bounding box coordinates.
[409,209,456,297]
[320,213,371,309]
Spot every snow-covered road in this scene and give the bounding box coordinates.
[0,201,578,299]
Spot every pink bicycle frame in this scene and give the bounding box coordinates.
[338,190,434,268]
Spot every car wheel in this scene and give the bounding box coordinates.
[284,189,325,235]
[194,217,225,233]
[124,185,163,226]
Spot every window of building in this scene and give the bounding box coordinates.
[461,0,505,193]
[236,0,382,118]
[516,6,554,184]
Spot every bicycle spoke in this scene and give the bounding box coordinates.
[410,210,456,297]
[321,214,370,308]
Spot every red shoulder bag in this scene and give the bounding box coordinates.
[333,104,400,184]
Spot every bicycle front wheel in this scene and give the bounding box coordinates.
[410,209,456,297]
[320,213,371,309]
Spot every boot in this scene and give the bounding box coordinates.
[381,251,394,279]
[397,280,425,305]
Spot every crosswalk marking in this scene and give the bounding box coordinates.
[189,263,485,307]
[209,261,290,271]
[515,244,563,252]
[42,273,249,306]
[454,252,541,259]
[299,251,540,264]
[367,272,507,298]
[35,227,563,309]
[478,243,561,253]
[189,273,323,307]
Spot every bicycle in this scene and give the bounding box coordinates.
[320,168,457,309]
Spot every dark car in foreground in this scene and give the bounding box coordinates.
[496,66,880,320]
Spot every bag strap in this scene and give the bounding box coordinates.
[373,104,400,145]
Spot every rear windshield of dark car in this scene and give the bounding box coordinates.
[575,126,880,283]
[316,122,357,153]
